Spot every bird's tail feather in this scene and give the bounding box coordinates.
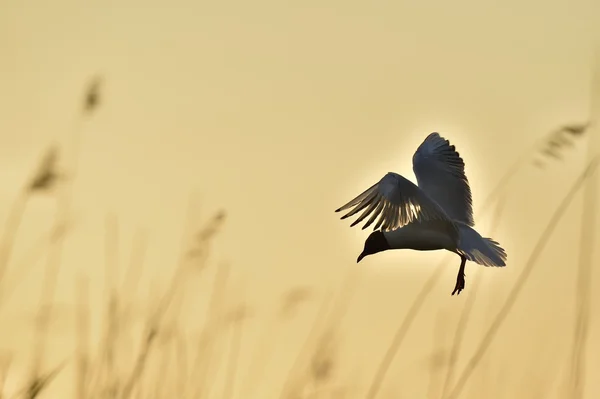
[458,224,507,267]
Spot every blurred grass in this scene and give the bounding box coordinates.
[0,68,598,399]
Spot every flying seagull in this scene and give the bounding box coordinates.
[335,132,506,295]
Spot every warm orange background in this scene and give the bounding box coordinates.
[0,0,599,398]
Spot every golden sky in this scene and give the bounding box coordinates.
[0,0,599,398]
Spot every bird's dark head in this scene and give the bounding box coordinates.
[357,230,390,263]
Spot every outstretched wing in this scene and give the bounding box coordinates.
[335,172,459,235]
[412,132,474,226]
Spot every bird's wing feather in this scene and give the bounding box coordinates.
[335,172,459,236]
[412,132,474,226]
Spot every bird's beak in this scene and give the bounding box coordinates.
[357,251,366,263]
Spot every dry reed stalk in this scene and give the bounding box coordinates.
[75,275,90,399]
[567,49,600,399]
[99,213,120,396]
[30,76,98,386]
[439,193,507,399]
[84,229,148,399]
[201,335,227,399]
[426,313,447,399]
[116,228,148,380]
[0,192,29,288]
[222,301,246,399]
[364,123,589,399]
[278,291,335,399]
[364,257,446,399]
[153,335,173,399]
[174,333,188,398]
[240,313,278,396]
[0,222,71,311]
[0,142,65,304]
[119,194,209,399]
[279,269,357,399]
[0,355,12,399]
[119,327,158,399]
[190,261,230,399]
[151,199,223,328]
[241,286,313,397]
[118,195,224,399]
[16,360,68,399]
[444,156,600,399]
[119,280,163,399]
[120,229,147,305]
[309,327,338,391]
[279,287,313,320]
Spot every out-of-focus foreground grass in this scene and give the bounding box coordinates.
[0,75,598,399]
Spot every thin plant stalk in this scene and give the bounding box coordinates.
[440,192,508,399]
[278,267,357,399]
[0,355,12,399]
[100,213,120,395]
[0,191,29,290]
[174,332,188,398]
[119,327,157,399]
[25,77,100,393]
[222,306,245,399]
[120,229,147,306]
[120,279,162,399]
[364,132,568,399]
[150,193,203,325]
[30,105,87,382]
[190,262,230,399]
[122,194,204,399]
[153,337,172,399]
[365,258,446,399]
[243,284,313,397]
[241,312,278,396]
[116,228,147,379]
[75,275,90,399]
[427,312,447,399]
[567,48,600,399]
[0,224,71,311]
[277,291,335,399]
[444,156,600,399]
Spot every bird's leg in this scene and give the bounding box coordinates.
[451,255,467,296]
